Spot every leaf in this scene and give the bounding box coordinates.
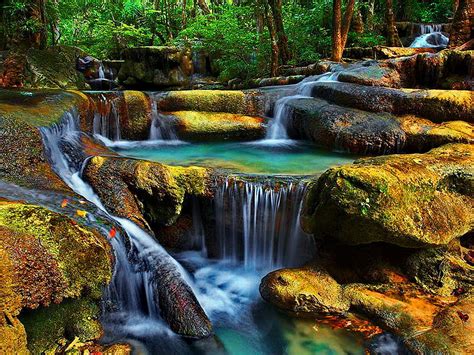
[76,210,88,218]
[61,199,69,208]
[109,227,117,238]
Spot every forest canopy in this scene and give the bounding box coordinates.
[0,0,459,80]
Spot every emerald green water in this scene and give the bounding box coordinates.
[111,140,357,175]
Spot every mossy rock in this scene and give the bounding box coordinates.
[158,90,265,116]
[83,156,212,230]
[311,82,474,123]
[171,110,265,141]
[301,144,474,247]
[25,46,88,89]
[260,266,350,315]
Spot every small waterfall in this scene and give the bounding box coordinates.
[98,63,106,80]
[212,178,314,270]
[40,110,211,340]
[265,72,339,140]
[149,93,179,141]
[92,93,121,141]
[410,24,449,48]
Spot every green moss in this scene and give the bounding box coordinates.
[0,202,112,300]
[19,297,102,354]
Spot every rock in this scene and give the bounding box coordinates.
[279,61,334,76]
[343,47,375,60]
[373,46,436,59]
[158,89,266,116]
[0,89,89,192]
[1,46,89,89]
[284,97,473,154]
[0,200,113,354]
[118,46,193,88]
[170,111,265,141]
[301,144,474,248]
[83,156,211,230]
[260,266,350,315]
[338,64,402,87]
[310,82,474,123]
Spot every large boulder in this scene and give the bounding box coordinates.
[285,97,473,154]
[301,144,474,248]
[83,156,211,230]
[118,46,193,88]
[1,46,89,89]
[0,200,113,354]
[310,82,474,123]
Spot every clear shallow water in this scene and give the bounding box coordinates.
[111,140,357,175]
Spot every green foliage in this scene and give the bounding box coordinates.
[401,0,454,23]
[347,32,386,48]
[175,6,262,81]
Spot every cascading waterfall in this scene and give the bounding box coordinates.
[212,178,314,270]
[40,109,211,343]
[265,72,340,140]
[410,24,449,48]
[148,93,179,140]
[92,93,121,141]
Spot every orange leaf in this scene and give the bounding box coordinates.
[61,199,69,208]
[109,227,117,238]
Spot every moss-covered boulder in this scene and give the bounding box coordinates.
[83,156,211,230]
[284,97,472,154]
[171,111,265,141]
[310,81,474,123]
[260,266,350,315]
[118,46,193,88]
[301,144,474,247]
[158,90,266,116]
[0,200,113,354]
[338,64,402,88]
[0,89,90,192]
[1,46,89,89]
[373,46,436,59]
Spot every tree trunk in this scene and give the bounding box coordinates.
[331,0,343,61]
[268,0,290,64]
[182,0,187,28]
[264,3,279,77]
[385,0,402,47]
[197,0,211,15]
[331,0,355,62]
[256,8,266,72]
[449,0,472,48]
[352,9,364,34]
[365,0,375,31]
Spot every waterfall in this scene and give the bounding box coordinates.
[98,63,106,80]
[211,178,314,270]
[410,24,449,48]
[149,93,179,141]
[40,110,211,340]
[265,72,339,140]
[92,93,121,141]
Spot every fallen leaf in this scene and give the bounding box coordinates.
[76,210,88,218]
[109,227,117,238]
[61,199,69,208]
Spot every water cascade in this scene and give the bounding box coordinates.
[148,93,179,140]
[211,177,314,270]
[92,93,122,141]
[40,110,212,342]
[265,72,340,141]
[410,24,449,48]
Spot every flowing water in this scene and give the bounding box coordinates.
[148,93,180,141]
[410,24,449,48]
[92,93,121,140]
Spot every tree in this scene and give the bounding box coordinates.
[268,0,290,64]
[264,1,280,77]
[331,0,356,62]
[385,0,402,46]
[449,0,472,48]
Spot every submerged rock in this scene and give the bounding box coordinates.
[171,111,265,141]
[301,144,474,247]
